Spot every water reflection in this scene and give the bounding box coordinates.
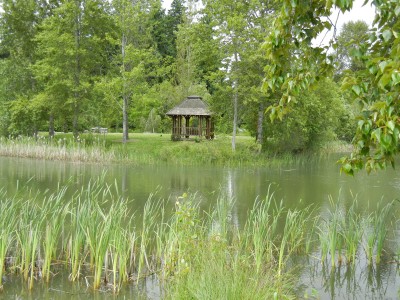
[299,251,400,300]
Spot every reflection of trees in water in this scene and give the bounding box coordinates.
[170,172,189,192]
[224,169,239,229]
[299,254,397,300]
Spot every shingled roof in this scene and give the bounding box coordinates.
[166,96,212,116]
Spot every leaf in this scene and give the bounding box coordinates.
[387,120,395,132]
[379,61,388,73]
[341,163,354,176]
[378,73,391,89]
[382,30,392,42]
[352,85,361,96]
[396,5,400,16]
[380,133,392,149]
[362,122,371,135]
[391,72,400,85]
[371,128,381,141]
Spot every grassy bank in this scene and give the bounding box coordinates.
[0,133,350,166]
[0,178,398,297]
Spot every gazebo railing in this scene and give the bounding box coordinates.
[172,126,209,138]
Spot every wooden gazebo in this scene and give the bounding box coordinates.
[166,95,214,141]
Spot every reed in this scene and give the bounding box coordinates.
[41,187,69,282]
[278,207,313,276]
[67,196,89,281]
[108,200,133,292]
[0,135,115,162]
[243,190,282,274]
[0,176,396,298]
[0,196,18,290]
[16,198,42,287]
[209,194,235,243]
[110,228,132,293]
[318,225,329,264]
[341,200,362,265]
[363,214,376,266]
[137,194,165,280]
[374,201,393,264]
[88,210,112,290]
[161,194,202,279]
[319,197,346,268]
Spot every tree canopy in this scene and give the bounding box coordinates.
[2,0,399,172]
[264,0,399,173]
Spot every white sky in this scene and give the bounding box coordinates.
[162,0,376,45]
[316,0,376,46]
[162,0,173,10]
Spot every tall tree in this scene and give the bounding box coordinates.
[34,0,114,137]
[335,20,369,78]
[203,0,248,150]
[0,0,46,135]
[106,0,159,143]
[204,0,278,149]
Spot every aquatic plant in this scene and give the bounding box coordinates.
[0,195,18,290]
[373,201,393,264]
[41,187,69,282]
[341,200,362,265]
[0,176,397,298]
[0,135,115,162]
[243,190,282,274]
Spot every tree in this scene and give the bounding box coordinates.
[204,0,278,149]
[203,0,251,150]
[0,0,47,136]
[34,0,114,138]
[335,20,369,78]
[104,0,159,143]
[264,0,400,174]
[264,78,349,153]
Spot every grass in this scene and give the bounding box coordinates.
[0,133,347,167]
[317,197,397,268]
[0,177,397,297]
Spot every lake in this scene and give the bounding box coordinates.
[0,155,399,299]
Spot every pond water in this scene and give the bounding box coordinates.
[0,155,399,299]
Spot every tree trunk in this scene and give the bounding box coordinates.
[122,33,129,143]
[256,102,264,146]
[122,94,129,143]
[73,1,81,140]
[231,50,239,151]
[49,113,55,137]
[73,101,79,139]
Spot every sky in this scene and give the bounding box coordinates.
[162,0,376,44]
[316,0,376,45]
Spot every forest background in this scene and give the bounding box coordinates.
[0,0,372,154]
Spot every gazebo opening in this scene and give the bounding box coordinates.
[166,95,214,141]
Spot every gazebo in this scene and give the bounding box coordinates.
[166,95,214,141]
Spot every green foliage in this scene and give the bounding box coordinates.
[264,79,350,153]
[335,20,370,78]
[0,0,380,162]
[7,94,49,136]
[264,0,400,173]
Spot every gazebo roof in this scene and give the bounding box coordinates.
[166,96,212,116]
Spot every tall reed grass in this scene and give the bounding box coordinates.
[0,135,115,162]
[0,178,397,298]
[317,197,396,268]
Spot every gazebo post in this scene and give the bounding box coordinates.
[185,116,190,139]
[199,116,203,138]
[206,117,210,139]
[178,116,182,139]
